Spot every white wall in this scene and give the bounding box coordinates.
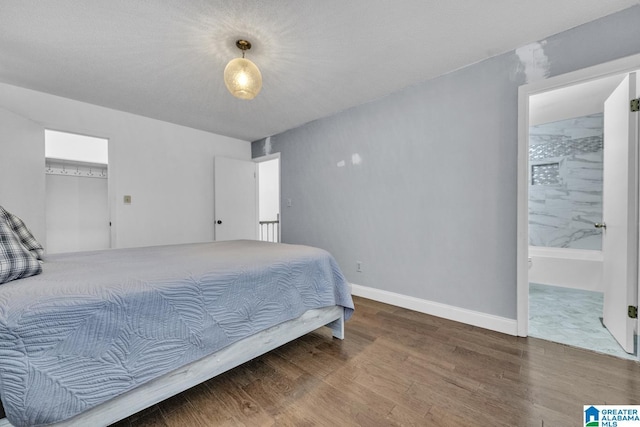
[0,107,46,244]
[0,83,250,249]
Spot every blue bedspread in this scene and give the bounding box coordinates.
[0,240,354,426]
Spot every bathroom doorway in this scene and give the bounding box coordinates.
[517,54,640,360]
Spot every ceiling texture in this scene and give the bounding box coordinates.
[0,0,638,141]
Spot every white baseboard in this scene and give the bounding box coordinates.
[350,283,518,336]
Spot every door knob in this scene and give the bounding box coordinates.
[217,220,222,224]
[594,222,606,229]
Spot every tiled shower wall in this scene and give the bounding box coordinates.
[529,114,603,250]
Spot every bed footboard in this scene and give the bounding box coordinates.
[0,305,345,427]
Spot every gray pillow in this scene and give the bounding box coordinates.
[0,220,42,284]
[0,205,44,260]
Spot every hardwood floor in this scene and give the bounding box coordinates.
[111,296,640,426]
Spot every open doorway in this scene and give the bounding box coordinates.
[45,130,110,254]
[517,54,640,360]
[256,154,280,242]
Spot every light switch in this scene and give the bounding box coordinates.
[124,195,132,204]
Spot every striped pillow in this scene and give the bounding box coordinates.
[0,205,44,260]
[0,220,42,284]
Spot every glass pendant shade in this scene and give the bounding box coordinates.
[224,57,262,100]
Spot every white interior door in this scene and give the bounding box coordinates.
[213,156,257,241]
[602,72,639,354]
[45,172,110,253]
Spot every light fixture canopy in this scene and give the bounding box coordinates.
[224,39,262,100]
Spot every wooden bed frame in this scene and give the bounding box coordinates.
[0,305,345,427]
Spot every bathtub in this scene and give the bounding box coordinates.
[528,246,603,292]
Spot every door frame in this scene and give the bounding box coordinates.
[517,53,640,337]
[254,152,281,242]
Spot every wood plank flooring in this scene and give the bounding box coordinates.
[110,296,640,426]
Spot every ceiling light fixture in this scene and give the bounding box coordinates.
[224,40,262,100]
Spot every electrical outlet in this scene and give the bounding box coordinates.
[356,261,362,272]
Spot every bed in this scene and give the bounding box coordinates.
[0,240,354,427]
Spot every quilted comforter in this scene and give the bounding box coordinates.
[0,240,354,426]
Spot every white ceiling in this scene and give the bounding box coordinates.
[529,74,628,126]
[0,1,637,141]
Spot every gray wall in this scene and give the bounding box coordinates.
[253,6,640,320]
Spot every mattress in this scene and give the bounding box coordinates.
[0,240,354,426]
